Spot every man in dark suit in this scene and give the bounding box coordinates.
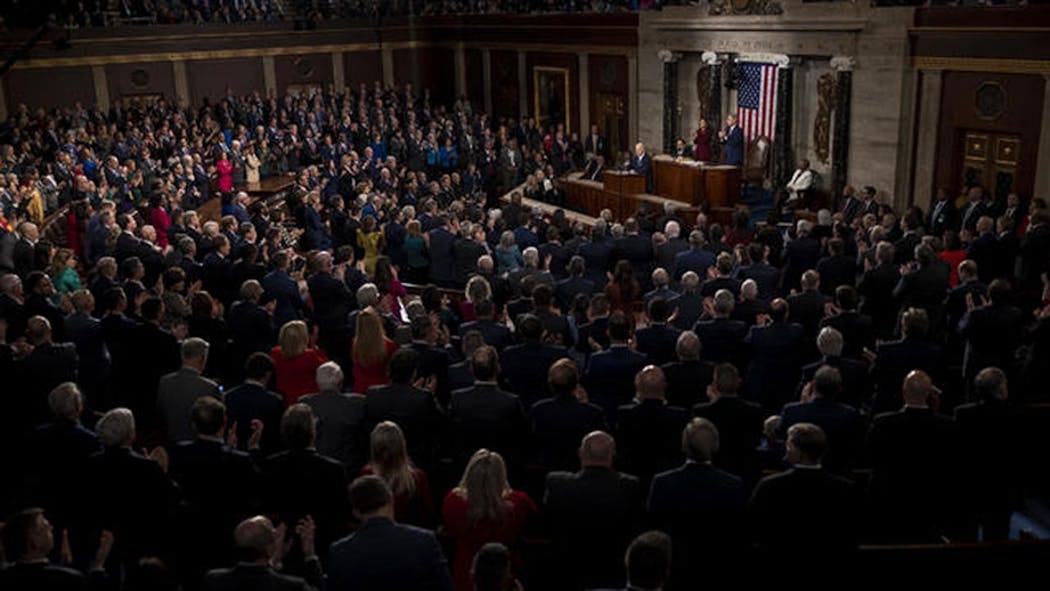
[307,251,353,362]
[782,221,822,294]
[578,221,614,289]
[647,418,747,587]
[529,359,607,472]
[202,235,237,306]
[170,397,262,581]
[261,404,350,557]
[502,314,571,406]
[661,331,715,409]
[966,216,999,284]
[262,251,304,331]
[750,423,859,555]
[635,298,682,366]
[427,216,457,288]
[327,476,454,591]
[613,218,655,292]
[643,268,681,310]
[674,231,715,281]
[544,431,643,591]
[225,353,285,454]
[959,278,1024,386]
[671,272,704,331]
[584,123,607,158]
[799,327,872,408]
[867,370,960,543]
[816,238,857,294]
[745,298,805,411]
[453,223,488,286]
[0,507,111,591]
[692,363,765,482]
[64,290,110,408]
[458,300,514,352]
[554,255,596,312]
[301,362,367,470]
[616,366,689,485]
[959,186,989,233]
[894,245,951,337]
[585,312,648,416]
[786,270,830,361]
[871,307,944,413]
[19,316,79,429]
[693,289,748,368]
[12,222,39,278]
[204,515,323,591]
[364,348,443,469]
[857,241,901,340]
[819,285,874,359]
[227,282,276,381]
[893,214,923,265]
[778,366,865,473]
[449,346,527,469]
[1017,210,1050,300]
[630,142,654,193]
[24,272,66,342]
[655,221,689,276]
[733,279,772,327]
[736,243,780,302]
[532,284,574,348]
[700,252,742,298]
[927,188,960,236]
[719,114,744,166]
[156,337,221,444]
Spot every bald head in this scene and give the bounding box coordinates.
[234,516,278,562]
[635,365,667,401]
[902,370,935,407]
[580,431,616,467]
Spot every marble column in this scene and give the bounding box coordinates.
[701,52,723,162]
[482,48,493,116]
[91,65,110,111]
[263,56,277,98]
[659,50,681,154]
[172,60,190,107]
[381,48,394,87]
[332,52,345,95]
[517,50,528,119]
[628,54,639,147]
[1035,75,1050,202]
[830,56,854,202]
[912,68,943,209]
[773,64,794,188]
[454,43,467,98]
[578,53,589,135]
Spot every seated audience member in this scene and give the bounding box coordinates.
[635,297,682,366]
[204,515,322,591]
[261,404,350,559]
[0,507,112,591]
[622,531,673,591]
[271,320,329,406]
[584,311,648,416]
[777,366,865,473]
[225,353,286,453]
[530,358,607,473]
[543,431,643,591]
[156,337,221,443]
[868,370,960,543]
[660,331,715,409]
[361,421,434,528]
[328,476,453,591]
[501,313,571,406]
[364,348,443,470]
[692,363,765,482]
[442,450,537,591]
[647,418,747,587]
[616,365,689,485]
[449,345,528,470]
[750,423,859,555]
[300,362,367,469]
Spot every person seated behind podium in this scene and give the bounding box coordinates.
[749,422,859,555]
[203,515,323,591]
[671,138,692,160]
[0,507,113,591]
[630,142,654,194]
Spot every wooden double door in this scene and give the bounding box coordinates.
[959,130,1021,200]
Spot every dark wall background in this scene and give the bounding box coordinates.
[465,48,484,107]
[588,54,628,152]
[5,67,95,111]
[275,53,334,95]
[490,50,519,120]
[187,58,264,105]
[934,71,1044,199]
[105,61,175,104]
[344,50,382,90]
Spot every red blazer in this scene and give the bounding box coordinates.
[360,464,434,527]
[270,346,328,406]
[441,489,536,591]
[351,337,398,394]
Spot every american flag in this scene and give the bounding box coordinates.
[736,62,779,144]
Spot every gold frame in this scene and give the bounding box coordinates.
[533,66,571,134]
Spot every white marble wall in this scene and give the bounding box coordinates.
[676,54,703,143]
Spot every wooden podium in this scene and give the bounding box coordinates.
[651,156,740,209]
[602,170,646,196]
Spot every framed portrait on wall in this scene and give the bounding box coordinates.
[533,66,570,134]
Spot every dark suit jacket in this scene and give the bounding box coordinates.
[927,199,960,235]
[156,367,221,443]
[29,420,101,527]
[634,323,681,366]
[655,238,689,277]
[529,395,607,472]
[64,311,110,390]
[578,239,613,288]
[785,290,830,356]
[799,355,871,409]
[224,381,285,453]
[501,342,571,406]
[722,125,744,166]
[327,517,453,591]
[307,271,353,334]
[816,254,858,293]
[301,390,367,470]
[261,448,350,554]
[0,562,101,591]
[819,311,875,358]
[671,291,704,331]
[674,247,715,281]
[893,264,951,329]
[745,321,805,410]
[364,382,442,466]
[544,467,642,590]
[781,236,821,293]
[871,338,944,413]
[453,237,487,285]
[554,276,596,312]
[959,303,1024,379]
[204,562,323,591]
[736,262,780,301]
[700,276,742,299]
[954,399,1022,515]
[263,270,303,329]
[693,396,766,480]
[202,252,236,305]
[613,234,654,291]
[227,300,275,367]
[630,153,654,193]
[857,263,902,340]
[427,227,457,285]
[661,359,714,409]
[750,467,859,553]
[457,319,514,351]
[19,342,78,428]
[449,383,527,467]
[584,346,649,415]
[615,399,688,483]
[966,232,999,284]
[693,317,748,367]
[779,398,865,473]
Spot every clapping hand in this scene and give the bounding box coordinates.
[296,516,317,559]
[91,531,114,572]
[145,446,169,474]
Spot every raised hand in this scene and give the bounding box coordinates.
[148,446,170,474]
[296,515,317,559]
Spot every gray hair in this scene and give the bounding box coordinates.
[683,417,720,462]
[610,223,624,239]
[97,408,136,447]
[48,382,82,420]
[182,337,211,362]
[357,283,380,308]
[523,246,539,267]
[676,331,701,361]
[817,327,844,357]
[652,268,670,288]
[740,279,758,300]
[315,361,344,392]
[714,289,735,316]
[681,271,700,291]
[664,220,680,239]
[817,209,832,226]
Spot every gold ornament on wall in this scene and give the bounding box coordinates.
[814,72,837,165]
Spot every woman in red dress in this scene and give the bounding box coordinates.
[939,230,967,288]
[216,151,234,194]
[351,307,398,394]
[693,117,713,162]
[360,421,434,527]
[442,450,536,591]
[605,259,640,317]
[270,320,328,406]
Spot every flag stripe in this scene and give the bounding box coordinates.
[736,62,779,148]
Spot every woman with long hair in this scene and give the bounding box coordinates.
[356,215,384,276]
[270,319,328,406]
[442,449,535,591]
[351,307,398,394]
[605,259,640,316]
[402,219,429,285]
[215,150,234,193]
[460,275,492,323]
[147,193,171,248]
[373,256,406,318]
[49,248,81,298]
[361,421,433,527]
[495,231,522,275]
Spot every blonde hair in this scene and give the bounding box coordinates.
[353,307,388,366]
[368,421,416,498]
[49,248,75,280]
[456,449,511,526]
[278,320,309,358]
[465,275,492,304]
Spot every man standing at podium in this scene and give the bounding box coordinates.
[632,142,654,193]
[719,114,744,167]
